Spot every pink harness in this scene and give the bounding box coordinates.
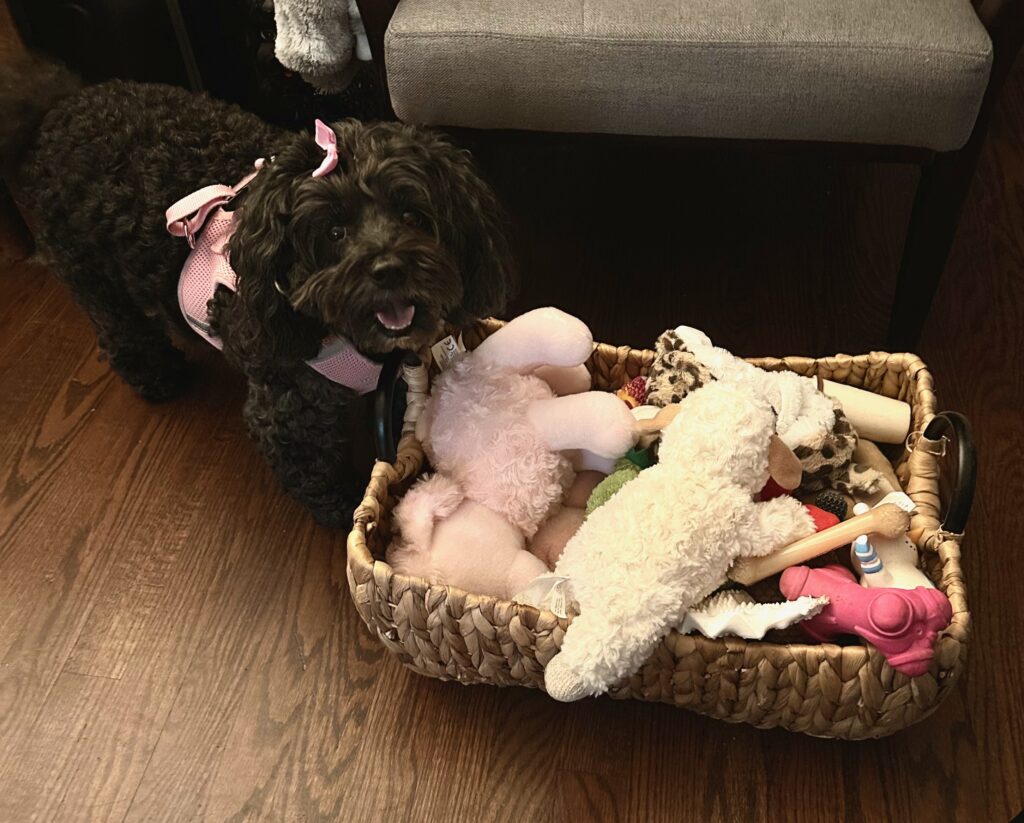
[164,122,382,395]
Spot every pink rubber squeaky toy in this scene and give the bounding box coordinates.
[779,564,952,676]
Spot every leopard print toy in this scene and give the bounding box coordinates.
[644,329,878,496]
[645,330,715,406]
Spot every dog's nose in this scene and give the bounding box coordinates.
[370,258,405,287]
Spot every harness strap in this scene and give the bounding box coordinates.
[165,165,262,248]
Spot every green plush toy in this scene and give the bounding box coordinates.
[585,446,653,516]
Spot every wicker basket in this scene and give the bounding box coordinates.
[346,321,975,740]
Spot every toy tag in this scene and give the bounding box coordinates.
[430,334,465,371]
[877,490,917,514]
[512,574,574,618]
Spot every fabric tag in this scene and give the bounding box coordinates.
[548,582,568,618]
[878,490,917,514]
[512,573,574,618]
[430,334,465,371]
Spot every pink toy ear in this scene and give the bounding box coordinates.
[312,119,339,178]
[393,474,464,552]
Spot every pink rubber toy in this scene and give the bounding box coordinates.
[779,565,952,676]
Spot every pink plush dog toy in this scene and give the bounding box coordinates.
[779,565,952,676]
[387,308,641,600]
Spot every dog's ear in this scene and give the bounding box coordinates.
[435,143,517,322]
[225,137,325,362]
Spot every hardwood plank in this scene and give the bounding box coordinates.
[122,522,373,822]
[0,357,163,818]
[0,363,274,821]
[0,256,53,337]
[0,672,148,823]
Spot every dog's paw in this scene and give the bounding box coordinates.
[309,499,357,530]
[133,360,197,403]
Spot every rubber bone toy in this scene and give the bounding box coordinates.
[779,565,952,676]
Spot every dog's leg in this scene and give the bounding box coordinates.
[242,376,362,528]
[59,267,193,402]
[96,312,193,403]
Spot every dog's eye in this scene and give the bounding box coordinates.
[401,211,424,228]
[329,226,347,242]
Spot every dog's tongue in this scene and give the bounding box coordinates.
[376,300,416,331]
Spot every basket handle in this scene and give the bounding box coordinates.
[921,411,977,536]
[373,350,419,464]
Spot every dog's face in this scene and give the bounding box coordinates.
[228,120,515,358]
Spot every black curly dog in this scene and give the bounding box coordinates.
[1,59,514,526]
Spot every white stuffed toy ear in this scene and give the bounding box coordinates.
[527,393,639,458]
[472,308,594,373]
[533,364,592,396]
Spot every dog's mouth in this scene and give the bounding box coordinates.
[358,294,441,353]
[375,299,417,335]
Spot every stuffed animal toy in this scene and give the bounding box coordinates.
[543,382,819,702]
[645,327,879,495]
[585,458,641,516]
[387,308,643,600]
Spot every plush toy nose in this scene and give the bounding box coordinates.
[371,257,405,287]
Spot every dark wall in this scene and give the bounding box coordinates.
[9,0,193,86]
[7,0,381,129]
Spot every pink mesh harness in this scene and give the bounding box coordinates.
[164,125,382,395]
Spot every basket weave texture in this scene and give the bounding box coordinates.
[346,321,970,739]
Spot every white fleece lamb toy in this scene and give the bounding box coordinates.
[544,381,817,702]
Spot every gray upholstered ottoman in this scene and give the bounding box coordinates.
[385,0,992,150]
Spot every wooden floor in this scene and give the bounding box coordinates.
[2,23,1024,823]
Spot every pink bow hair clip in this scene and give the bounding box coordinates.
[312,119,339,178]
